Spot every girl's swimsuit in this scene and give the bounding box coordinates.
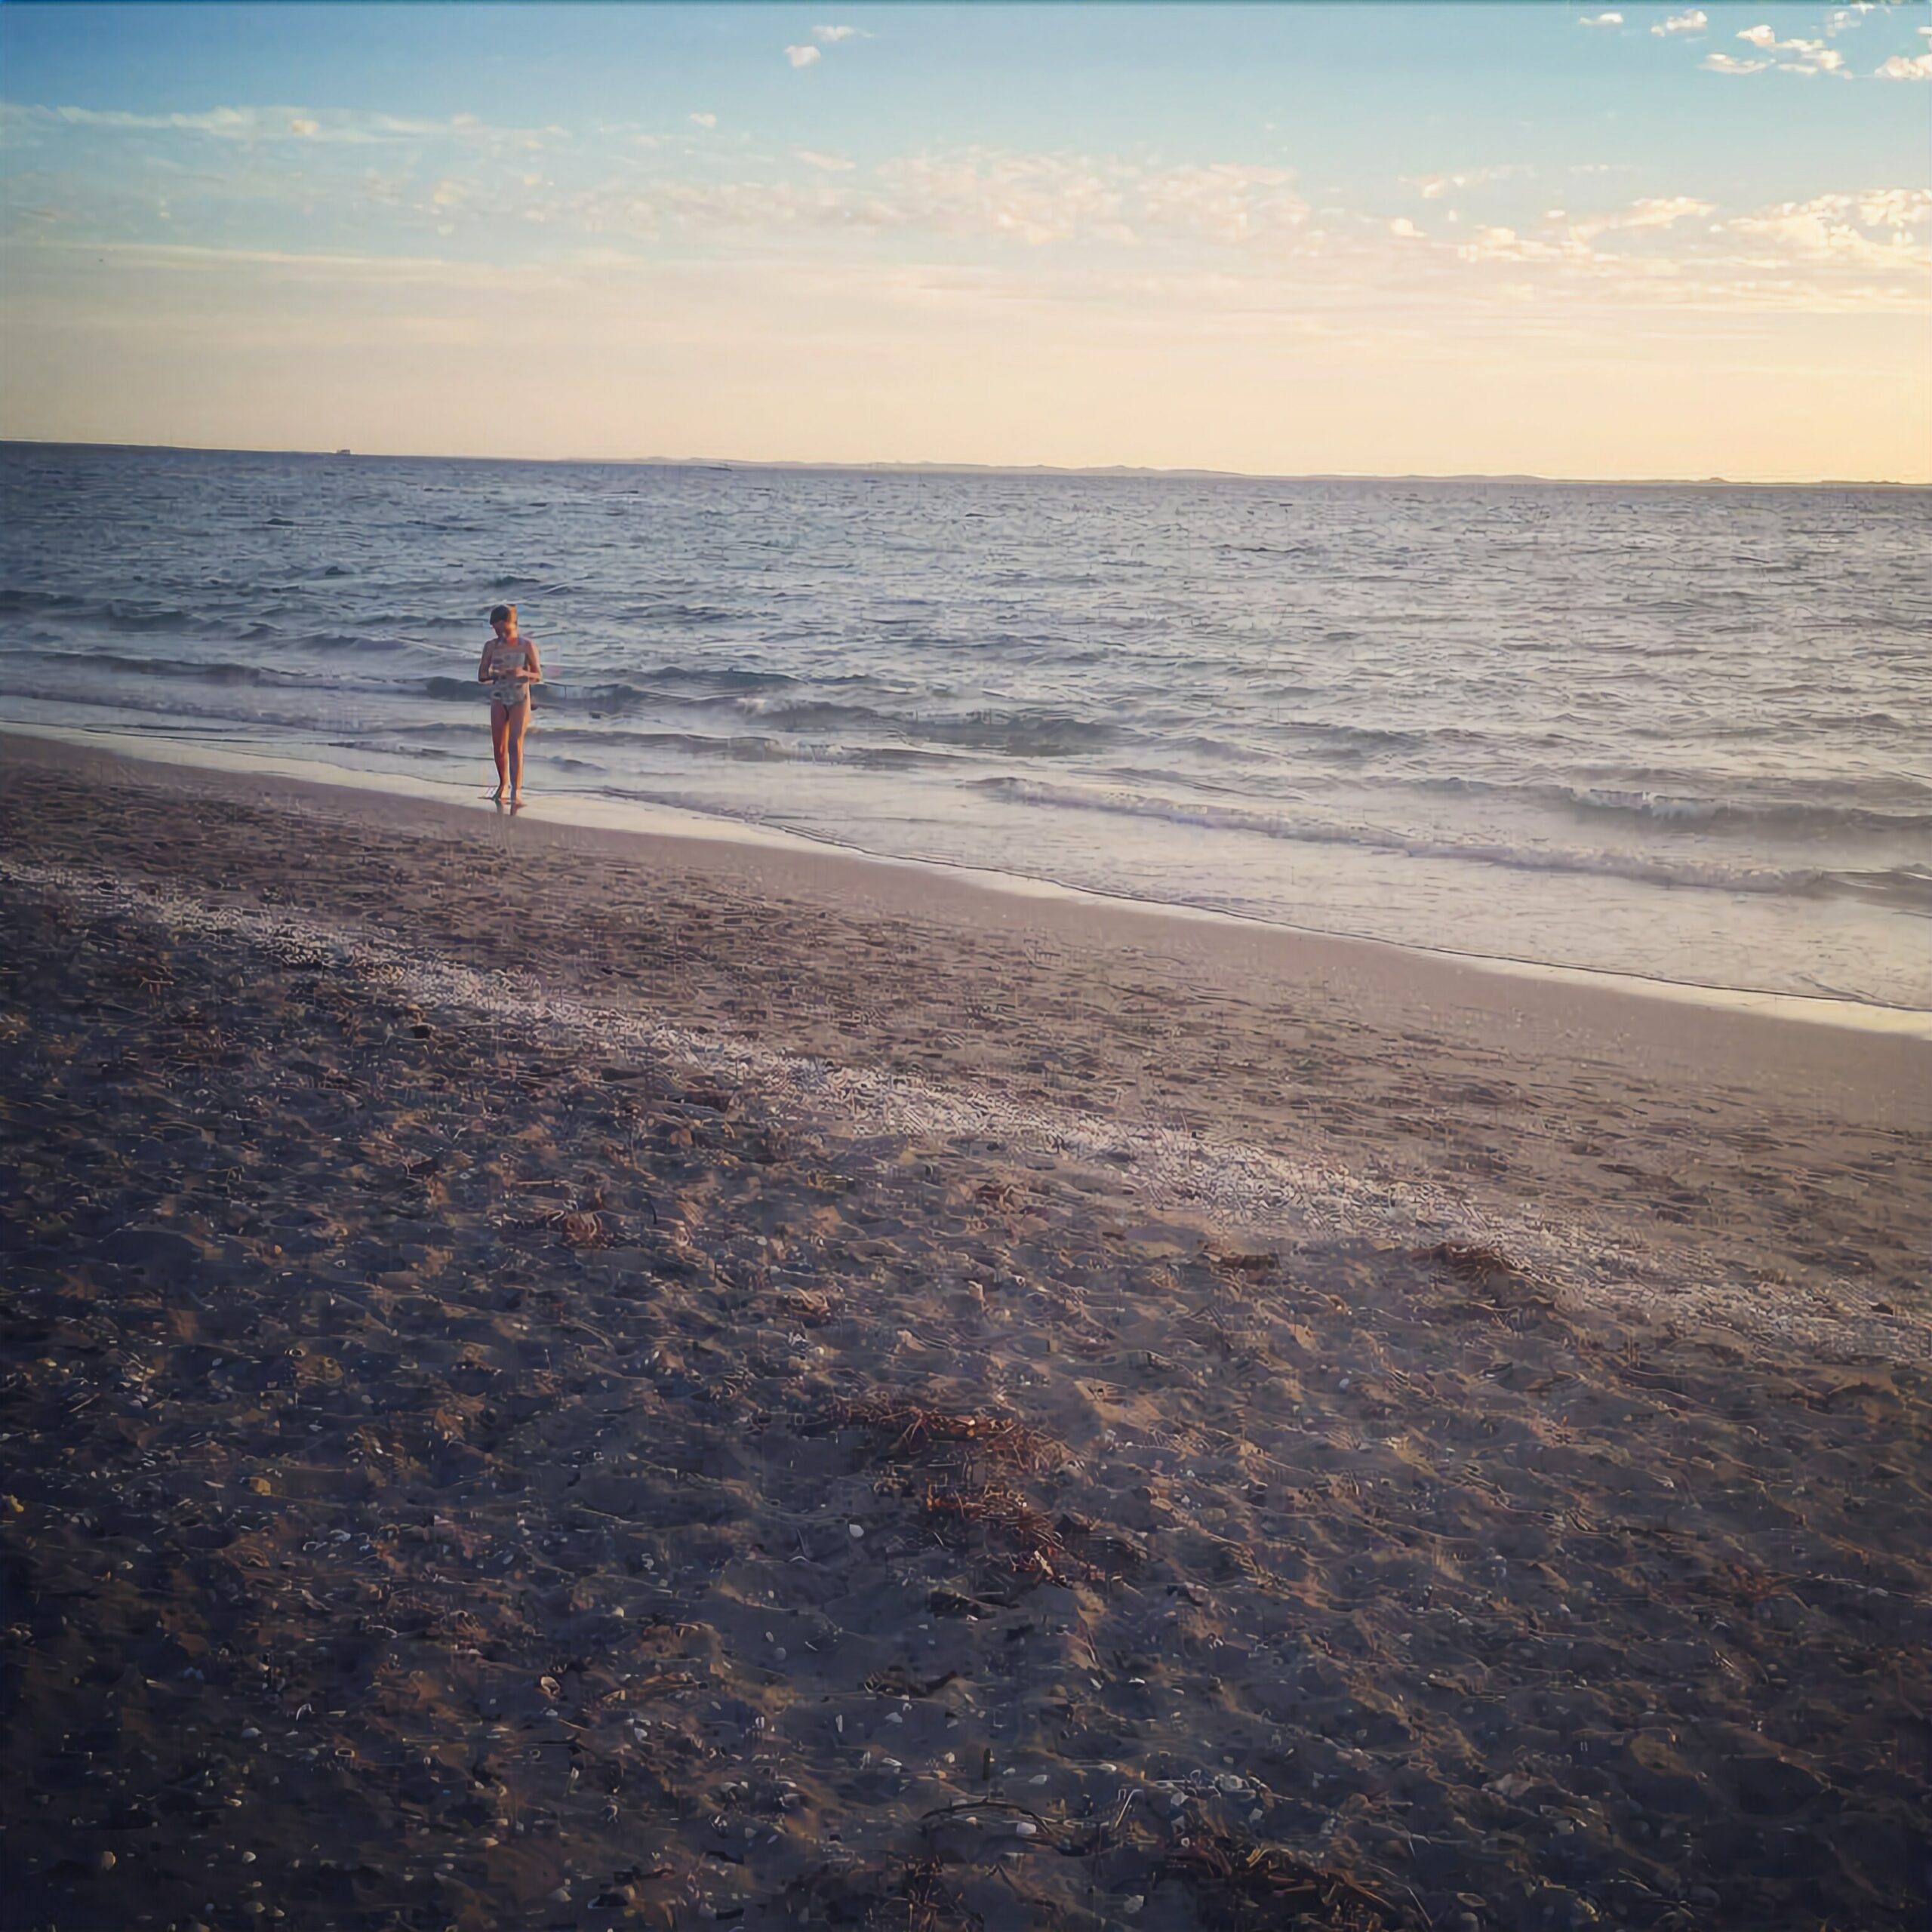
[485,643,534,709]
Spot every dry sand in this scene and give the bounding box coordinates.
[2,734,1927,1932]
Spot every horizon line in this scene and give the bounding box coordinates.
[1,435,1921,491]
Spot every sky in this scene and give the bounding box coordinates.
[2,2,1928,479]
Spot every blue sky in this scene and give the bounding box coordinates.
[3,4,1928,475]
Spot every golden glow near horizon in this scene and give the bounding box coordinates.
[2,6,1929,481]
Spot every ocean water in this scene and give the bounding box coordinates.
[2,441,1927,1010]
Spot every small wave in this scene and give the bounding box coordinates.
[0,645,435,693]
[368,717,951,768]
[1406,777,1932,839]
[1817,866,1932,914]
[1561,786,1932,838]
[0,589,88,616]
[1263,718,1451,760]
[613,605,740,626]
[95,601,202,634]
[289,630,427,657]
[0,647,282,688]
[766,702,1116,755]
[646,661,799,692]
[424,675,510,703]
[508,678,678,712]
[527,680,1121,756]
[970,777,1830,898]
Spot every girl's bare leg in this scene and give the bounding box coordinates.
[490,705,510,800]
[506,700,531,801]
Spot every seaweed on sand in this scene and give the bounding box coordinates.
[1415,1241,1525,1287]
[782,1854,983,1930]
[921,1478,1089,1586]
[1416,1241,1561,1325]
[1163,1828,1414,1930]
[816,1395,1063,1475]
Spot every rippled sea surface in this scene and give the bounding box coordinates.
[4,443,1927,1007]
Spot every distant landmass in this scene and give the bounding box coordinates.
[0,438,1916,488]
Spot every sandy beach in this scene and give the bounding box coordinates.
[2,731,1927,1932]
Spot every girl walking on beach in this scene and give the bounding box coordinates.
[478,601,542,805]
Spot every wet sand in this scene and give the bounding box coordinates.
[2,734,1928,1932]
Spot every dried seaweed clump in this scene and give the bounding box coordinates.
[823,1395,1062,1473]
[1164,1831,1410,1930]
[781,1854,983,1931]
[923,1479,1086,1585]
[1416,1242,1559,1323]
[1416,1241,1524,1286]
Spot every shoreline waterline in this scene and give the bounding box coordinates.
[9,717,1930,1042]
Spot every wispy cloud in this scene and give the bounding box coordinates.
[9,85,1926,337]
[1735,29,1844,74]
[17,237,489,283]
[1728,189,1932,269]
[811,25,866,44]
[871,152,1308,250]
[784,45,822,71]
[1405,165,1527,201]
[1651,10,1708,37]
[6,100,554,149]
[1578,12,1623,26]
[1705,54,1772,75]
[520,149,1311,254]
[14,170,1930,341]
[1602,195,1715,230]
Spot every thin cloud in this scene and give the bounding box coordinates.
[811,25,866,43]
[1705,54,1772,74]
[560,149,1308,254]
[1875,52,1932,79]
[1651,10,1708,37]
[1578,12,1623,25]
[1608,195,1715,230]
[1406,165,1527,202]
[1735,29,1844,73]
[689,112,718,130]
[785,45,823,69]
[17,237,488,283]
[22,102,546,148]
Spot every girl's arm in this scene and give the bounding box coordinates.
[478,641,495,684]
[521,638,543,685]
